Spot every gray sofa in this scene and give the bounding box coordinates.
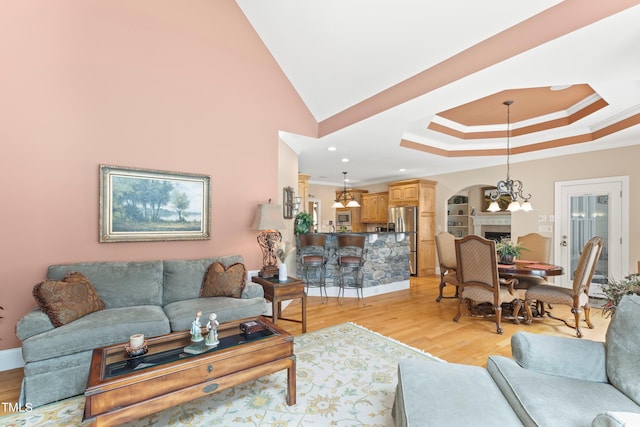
[393,294,640,426]
[16,255,267,408]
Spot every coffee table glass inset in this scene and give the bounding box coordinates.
[83,316,295,427]
[104,325,276,379]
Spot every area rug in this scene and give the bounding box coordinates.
[2,323,442,426]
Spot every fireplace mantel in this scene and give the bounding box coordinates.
[471,215,511,226]
[471,214,511,236]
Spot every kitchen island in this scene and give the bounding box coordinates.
[295,232,411,298]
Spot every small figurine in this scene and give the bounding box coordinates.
[206,313,219,347]
[190,311,203,342]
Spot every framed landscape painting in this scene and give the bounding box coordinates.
[99,165,211,242]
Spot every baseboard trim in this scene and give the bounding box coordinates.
[0,347,24,372]
[305,279,410,298]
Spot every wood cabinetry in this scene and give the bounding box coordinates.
[388,182,420,206]
[388,179,437,276]
[361,192,388,223]
[297,174,310,213]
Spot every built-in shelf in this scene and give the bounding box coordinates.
[447,195,469,237]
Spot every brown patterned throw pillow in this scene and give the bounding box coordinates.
[33,272,106,327]
[201,262,246,298]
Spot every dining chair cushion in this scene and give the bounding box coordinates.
[462,286,515,305]
[525,284,589,307]
[606,295,640,406]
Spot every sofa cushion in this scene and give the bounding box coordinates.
[21,305,170,363]
[162,256,243,305]
[606,295,640,406]
[487,355,640,427]
[393,359,523,427]
[48,261,164,308]
[511,331,607,383]
[201,262,246,298]
[592,411,640,427]
[32,272,106,327]
[163,297,267,332]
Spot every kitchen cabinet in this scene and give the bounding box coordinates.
[361,192,388,223]
[388,179,437,276]
[388,182,420,206]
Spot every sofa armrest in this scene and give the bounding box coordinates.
[511,331,607,382]
[16,306,55,341]
[242,282,264,299]
[592,411,640,427]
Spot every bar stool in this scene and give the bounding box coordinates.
[336,234,366,304]
[298,233,328,303]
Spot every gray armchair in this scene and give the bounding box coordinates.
[488,294,640,426]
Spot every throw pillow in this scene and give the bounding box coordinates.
[201,262,246,298]
[33,272,106,327]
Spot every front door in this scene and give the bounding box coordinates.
[554,177,628,296]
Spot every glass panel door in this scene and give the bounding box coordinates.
[569,195,609,285]
[555,177,628,296]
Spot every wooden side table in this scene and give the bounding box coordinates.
[252,275,307,333]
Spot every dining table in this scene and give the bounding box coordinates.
[497,261,564,279]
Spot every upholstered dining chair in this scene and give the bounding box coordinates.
[524,236,604,338]
[435,232,458,302]
[454,235,520,334]
[298,233,328,303]
[513,232,553,301]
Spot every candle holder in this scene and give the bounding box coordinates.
[124,341,148,358]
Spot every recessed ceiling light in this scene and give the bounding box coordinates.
[328,146,337,151]
[399,168,406,172]
[341,158,349,162]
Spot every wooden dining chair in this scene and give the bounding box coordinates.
[435,232,458,302]
[524,236,604,337]
[454,235,520,334]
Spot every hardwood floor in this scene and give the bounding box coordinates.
[0,275,610,416]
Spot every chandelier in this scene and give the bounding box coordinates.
[488,100,533,212]
[332,172,360,208]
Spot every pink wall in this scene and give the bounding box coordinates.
[0,1,317,350]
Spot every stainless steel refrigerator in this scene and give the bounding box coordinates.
[388,206,417,275]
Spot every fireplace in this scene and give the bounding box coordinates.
[484,231,511,242]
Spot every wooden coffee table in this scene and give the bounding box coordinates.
[82,316,295,426]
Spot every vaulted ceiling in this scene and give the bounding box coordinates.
[236,1,640,186]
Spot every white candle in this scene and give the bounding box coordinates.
[130,334,144,348]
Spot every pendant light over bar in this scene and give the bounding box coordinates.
[332,172,360,208]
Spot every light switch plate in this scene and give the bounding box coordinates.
[538,225,553,233]
[537,215,547,222]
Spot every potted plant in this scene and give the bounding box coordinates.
[601,274,640,318]
[294,212,314,234]
[495,238,527,264]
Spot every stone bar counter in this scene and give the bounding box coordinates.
[295,232,411,298]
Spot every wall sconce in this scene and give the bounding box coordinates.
[283,186,301,219]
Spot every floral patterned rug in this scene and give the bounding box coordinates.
[2,323,442,426]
